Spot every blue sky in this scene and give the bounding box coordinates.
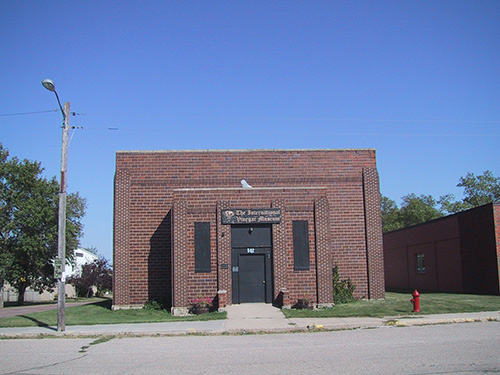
[1,1,499,262]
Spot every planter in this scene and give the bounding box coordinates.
[294,299,314,310]
[192,305,210,315]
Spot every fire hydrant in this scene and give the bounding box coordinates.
[410,289,420,312]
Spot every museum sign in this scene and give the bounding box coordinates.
[221,208,281,224]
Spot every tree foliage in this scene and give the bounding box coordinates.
[458,170,500,208]
[399,194,443,228]
[382,170,500,233]
[381,195,402,232]
[0,144,86,304]
[67,258,112,297]
[382,194,443,232]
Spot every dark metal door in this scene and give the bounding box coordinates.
[231,224,273,304]
[238,254,266,302]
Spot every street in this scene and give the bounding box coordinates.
[1,322,499,374]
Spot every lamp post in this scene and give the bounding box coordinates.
[42,79,70,332]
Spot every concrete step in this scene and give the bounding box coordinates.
[225,303,293,332]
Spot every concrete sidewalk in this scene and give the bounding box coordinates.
[0,303,498,337]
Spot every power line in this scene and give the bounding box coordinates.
[1,108,499,124]
[76,125,498,137]
[0,109,86,117]
[80,113,500,124]
[0,109,59,117]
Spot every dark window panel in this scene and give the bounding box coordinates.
[293,220,309,270]
[195,222,211,273]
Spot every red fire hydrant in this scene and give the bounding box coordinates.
[410,289,420,312]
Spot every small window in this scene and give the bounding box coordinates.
[76,252,83,257]
[415,253,426,274]
[293,220,310,270]
[195,222,211,273]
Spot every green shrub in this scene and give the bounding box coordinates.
[333,266,356,304]
[143,299,165,311]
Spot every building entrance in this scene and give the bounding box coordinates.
[231,224,273,303]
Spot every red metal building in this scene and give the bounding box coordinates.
[113,149,385,314]
[384,202,500,295]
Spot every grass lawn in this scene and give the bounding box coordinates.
[283,291,500,318]
[2,291,499,327]
[0,298,226,328]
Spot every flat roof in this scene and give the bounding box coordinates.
[116,148,376,154]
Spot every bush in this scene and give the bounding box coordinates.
[333,266,356,304]
[67,258,112,298]
[143,299,165,311]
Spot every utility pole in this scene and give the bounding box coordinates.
[42,78,70,332]
[57,101,70,332]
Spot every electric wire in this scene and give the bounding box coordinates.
[0,109,59,117]
[1,108,498,138]
[75,113,500,124]
[1,108,499,124]
[0,109,85,117]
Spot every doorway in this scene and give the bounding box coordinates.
[231,224,273,303]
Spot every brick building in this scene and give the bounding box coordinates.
[384,202,500,295]
[113,149,385,314]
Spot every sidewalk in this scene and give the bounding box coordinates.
[0,304,498,337]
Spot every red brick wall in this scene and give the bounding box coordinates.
[171,187,327,307]
[114,149,382,308]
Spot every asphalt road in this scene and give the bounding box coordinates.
[1,322,499,374]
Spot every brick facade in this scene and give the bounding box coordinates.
[113,149,385,311]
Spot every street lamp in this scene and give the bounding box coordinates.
[42,79,70,332]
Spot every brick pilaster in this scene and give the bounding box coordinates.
[217,201,232,304]
[113,169,130,307]
[315,198,333,305]
[272,199,287,302]
[172,200,188,308]
[363,168,385,299]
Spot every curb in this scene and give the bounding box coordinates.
[1,311,498,339]
[1,316,498,339]
[385,316,499,327]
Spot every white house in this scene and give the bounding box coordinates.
[63,247,99,280]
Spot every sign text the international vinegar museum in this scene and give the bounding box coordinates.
[222,208,281,224]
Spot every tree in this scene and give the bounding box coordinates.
[439,171,500,214]
[381,195,402,232]
[68,257,112,297]
[0,144,86,304]
[381,171,500,232]
[399,194,443,228]
[437,193,470,215]
[458,170,500,208]
[381,194,444,233]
